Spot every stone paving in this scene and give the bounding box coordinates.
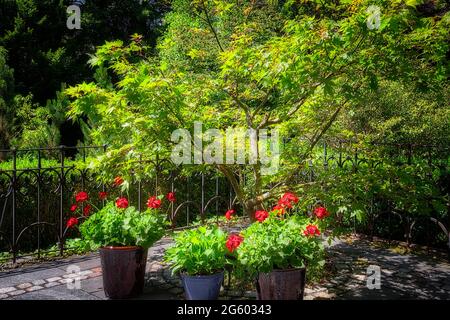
[0,234,449,300]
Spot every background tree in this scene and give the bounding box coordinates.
[0,46,14,155]
[337,81,450,146]
[0,0,169,149]
[0,0,169,103]
[66,0,449,219]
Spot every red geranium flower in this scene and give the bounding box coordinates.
[147,196,162,209]
[83,204,92,216]
[75,191,89,203]
[225,209,235,220]
[99,191,108,200]
[255,210,269,222]
[113,176,124,187]
[166,192,176,202]
[277,197,292,208]
[277,192,299,209]
[272,205,285,215]
[303,224,321,237]
[314,206,330,219]
[66,217,78,228]
[116,197,129,209]
[226,234,244,253]
[282,192,299,204]
[70,204,77,212]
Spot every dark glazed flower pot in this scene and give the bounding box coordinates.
[181,272,224,300]
[256,268,306,300]
[99,246,148,299]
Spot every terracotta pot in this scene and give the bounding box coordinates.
[181,272,224,300]
[256,267,306,300]
[99,246,148,299]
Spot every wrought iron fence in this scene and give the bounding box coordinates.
[318,140,450,252]
[0,145,237,264]
[0,141,449,264]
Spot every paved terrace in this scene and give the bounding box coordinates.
[0,235,449,300]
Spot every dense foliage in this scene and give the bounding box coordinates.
[165,226,229,275]
[0,0,168,102]
[302,143,449,246]
[66,0,449,220]
[234,193,327,279]
[338,81,450,145]
[1,0,449,264]
[79,202,167,248]
[0,0,169,150]
[0,46,14,154]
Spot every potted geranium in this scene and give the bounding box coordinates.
[77,194,167,299]
[164,225,236,300]
[234,192,329,300]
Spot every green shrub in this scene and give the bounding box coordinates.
[79,202,168,248]
[164,226,229,276]
[235,213,325,280]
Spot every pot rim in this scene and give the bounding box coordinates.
[181,271,224,279]
[261,267,306,274]
[100,245,144,251]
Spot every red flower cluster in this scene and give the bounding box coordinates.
[226,234,244,253]
[75,191,89,203]
[225,209,235,220]
[99,191,108,200]
[277,192,299,209]
[147,196,162,209]
[66,217,78,228]
[70,204,78,212]
[303,224,320,237]
[272,204,285,215]
[314,206,330,220]
[83,204,92,216]
[166,192,176,202]
[116,197,129,209]
[255,210,269,222]
[113,176,124,187]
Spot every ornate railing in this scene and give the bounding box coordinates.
[0,145,237,264]
[319,140,450,253]
[0,141,449,264]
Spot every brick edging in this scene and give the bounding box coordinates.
[0,267,102,300]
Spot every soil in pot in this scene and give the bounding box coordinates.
[256,267,306,300]
[99,246,148,299]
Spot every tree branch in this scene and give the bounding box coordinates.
[258,94,309,129]
[226,88,254,128]
[201,0,224,52]
[256,30,366,129]
[217,164,246,209]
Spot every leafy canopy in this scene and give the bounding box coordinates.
[67,0,450,217]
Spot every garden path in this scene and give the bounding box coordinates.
[0,234,449,300]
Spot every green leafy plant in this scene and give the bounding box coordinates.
[235,192,327,280]
[43,238,99,257]
[79,202,168,248]
[301,143,449,246]
[65,238,100,254]
[164,225,229,276]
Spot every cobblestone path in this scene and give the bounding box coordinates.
[1,235,449,300]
